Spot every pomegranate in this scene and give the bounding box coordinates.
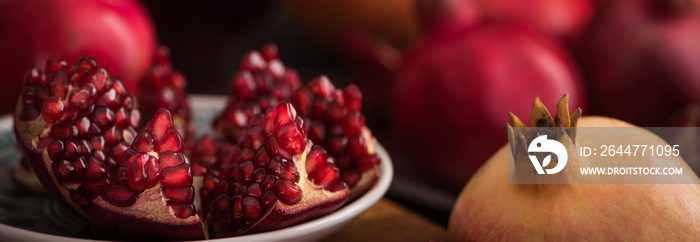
[390,22,584,189]
[14,57,141,218]
[472,0,594,39]
[201,102,350,237]
[0,0,156,115]
[290,76,381,197]
[212,44,301,142]
[138,45,194,140]
[89,108,206,240]
[448,95,700,240]
[578,0,700,127]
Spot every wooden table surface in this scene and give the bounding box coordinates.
[322,198,447,242]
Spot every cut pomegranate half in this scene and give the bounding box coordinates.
[89,108,206,240]
[212,44,301,141]
[138,45,194,140]
[14,57,140,218]
[290,76,381,198]
[202,102,350,237]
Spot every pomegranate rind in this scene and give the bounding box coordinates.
[208,149,351,237]
[14,115,90,218]
[90,185,206,240]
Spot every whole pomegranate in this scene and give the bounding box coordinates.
[0,0,156,115]
[578,0,700,127]
[448,95,700,240]
[390,23,584,189]
[473,0,594,39]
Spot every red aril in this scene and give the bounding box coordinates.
[390,23,584,189]
[138,46,193,140]
[213,44,300,141]
[0,0,156,115]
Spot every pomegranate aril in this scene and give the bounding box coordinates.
[246,183,263,199]
[93,107,115,128]
[342,84,362,112]
[252,168,266,183]
[53,160,75,183]
[268,158,299,183]
[102,184,135,207]
[45,57,67,76]
[254,148,271,168]
[158,128,183,153]
[145,156,160,187]
[82,177,109,197]
[272,180,302,205]
[25,68,46,86]
[308,76,334,98]
[211,195,231,214]
[305,145,327,174]
[126,153,149,191]
[64,141,82,159]
[161,163,192,188]
[164,187,194,203]
[47,139,65,160]
[148,109,173,141]
[41,96,64,122]
[341,169,361,188]
[346,136,368,159]
[312,162,341,189]
[242,197,262,223]
[85,158,107,180]
[230,196,243,222]
[277,123,305,155]
[325,101,346,122]
[241,51,266,72]
[239,160,254,183]
[354,154,380,172]
[49,71,68,99]
[87,68,109,92]
[308,121,326,142]
[170,203,195,219]
[261,191,277,209]
[70,157,88,182]
[326,136,347,155]
[132,131,154,153]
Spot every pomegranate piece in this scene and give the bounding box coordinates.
[14,57,140,218]
[89,108,205,240]
[202,102,350,237]
[212,44,301,141]
[290,76,381,198]
[138,45,194,140]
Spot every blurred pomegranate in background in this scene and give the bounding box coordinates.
[281,0,422,50]
[473,0,595,39]
[0,0,156,115]
[390,21,585,189]
[578,0,700,127]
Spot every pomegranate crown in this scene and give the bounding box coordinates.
[505,94,581,160]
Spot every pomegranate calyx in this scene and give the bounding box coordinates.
[506,94,582,176]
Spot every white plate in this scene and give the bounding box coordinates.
[0,95,394,242]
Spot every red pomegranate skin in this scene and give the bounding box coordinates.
[390,23,584,189]
[578,0,700,127]
[0,0,156,115]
